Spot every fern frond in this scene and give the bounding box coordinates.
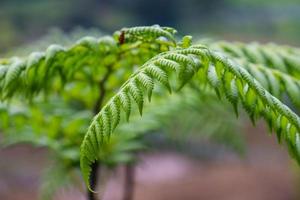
[0,37,117,99]
[208,41,300,78]
[203,41,300,107]
[0,25,177,100]
[236,59,300,107]
[117,25,177,44]
[80,45,300,188]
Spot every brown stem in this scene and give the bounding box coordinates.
[88,162,100,200]
[88,66,113,200]
[123,164,135,200]
[93,66,113,114]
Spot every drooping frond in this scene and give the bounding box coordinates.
[201,41,300,108]
[0,25,177,100]
[207,41,300,78]
[235,59,300,107]
[0,37,117,99]
[80,44,300,188]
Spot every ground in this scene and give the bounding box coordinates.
[0,123,299,200]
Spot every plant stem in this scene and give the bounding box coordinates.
[87,66,113,200]
[88,162,100,200]
[93,66,113,114]
[123,164,135,200]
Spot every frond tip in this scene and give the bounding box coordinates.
[80,44,300,189]
[118,25,177,44]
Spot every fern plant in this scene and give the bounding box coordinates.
[1,25,300,200]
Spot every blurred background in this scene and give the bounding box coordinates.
[1,0,300,200]
[1,0,300,53]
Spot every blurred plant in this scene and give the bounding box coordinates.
[0,25,300,200]
[3,27,105,57]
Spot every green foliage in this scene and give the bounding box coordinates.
[206,41,300,108]
[208,41,300,77]
[80,38,300,188]
[1,25,300,196]
[0,25,176,100]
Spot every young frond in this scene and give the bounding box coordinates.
[117,25,177,44]
[80,44,300,189]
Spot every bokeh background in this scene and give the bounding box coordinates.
[1,0,300,53]
[1,0,300,200]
